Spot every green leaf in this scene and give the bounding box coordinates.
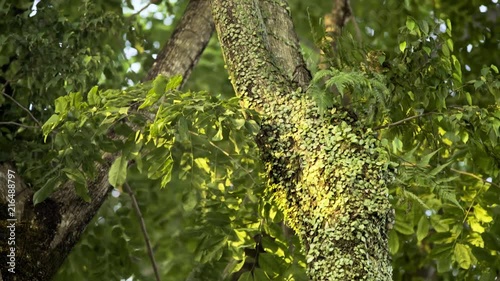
[153,75,168,96]
[232,119,246,130]
[446,18,452,32]
[394,219,414,235]
[473,80,484,90]
[166,75,183,91]
[160,157,173,188]
[421,20,429,34]
[69,92,83,108]
[87,86,99,105]
[194,158,211,173]
[55,96,69,114]
[146,149,171,179]
[259,253,283,278]
[446,38,454,52]
[198,236,226,263]
[436,257,452,273]
[418,149,440,167]
[238,272,252,281]
[406,18,416,31]
[108,155,128,188]
[42,114,62,141]
[182,188,198,211]
[253,268,271,281]
[388,230,399,255]
[429,161,452,176]
[454,243,472,269]
[118,107,129,115]
[62,168,86,185]
[431,215,450,232]
[474,205,493,223]
[224,259,246,276]
[465,92,472,105]
[399,41,407,53]
[33,176,59,205]
[139,88,161,109]
[176,117,190,144]
[74,182,91,203]
[417,216,430,242]
[212,126,223,141]
[442,44,450,57]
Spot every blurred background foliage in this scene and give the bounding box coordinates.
[0,0,499,280]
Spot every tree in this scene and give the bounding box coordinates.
[1,0,499,281]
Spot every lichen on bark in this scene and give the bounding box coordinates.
[210,0,393,279]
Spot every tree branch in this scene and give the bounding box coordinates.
[124,183,161,281]
[0,121,39,129]
[2,91,42,127]
[144,0,214,85]
[374,112,435,130]
[451,168,500,189]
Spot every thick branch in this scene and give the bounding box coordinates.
[145,0,214,84]
[258,0,311,88]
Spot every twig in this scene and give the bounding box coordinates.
[130,2,151,18]
[2,92,42,127]
[0,121,39,129]
[374,112,434,130]
[451,168,500,189]
[124,182,161,281]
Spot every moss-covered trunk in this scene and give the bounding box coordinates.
[210,0,394,279]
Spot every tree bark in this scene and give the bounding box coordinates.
[0,1,214,280]
[210,0,394,280]
[144,0,214,84]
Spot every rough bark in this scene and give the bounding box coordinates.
[0,1,214,280]
[210,0,393,280]
[324,0,352,48]
[257,0,311,88]
[144,0,214,84]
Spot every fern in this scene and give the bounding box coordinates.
[434,184,463,210]
[309,67,390,124]
[402,189,432,211]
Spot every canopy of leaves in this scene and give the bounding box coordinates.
[1,0,499,280]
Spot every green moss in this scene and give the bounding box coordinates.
[211,1,393,279]
[259,93,394,280]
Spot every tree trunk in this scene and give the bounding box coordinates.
[210,0,394,279]
[0,1,213,280]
